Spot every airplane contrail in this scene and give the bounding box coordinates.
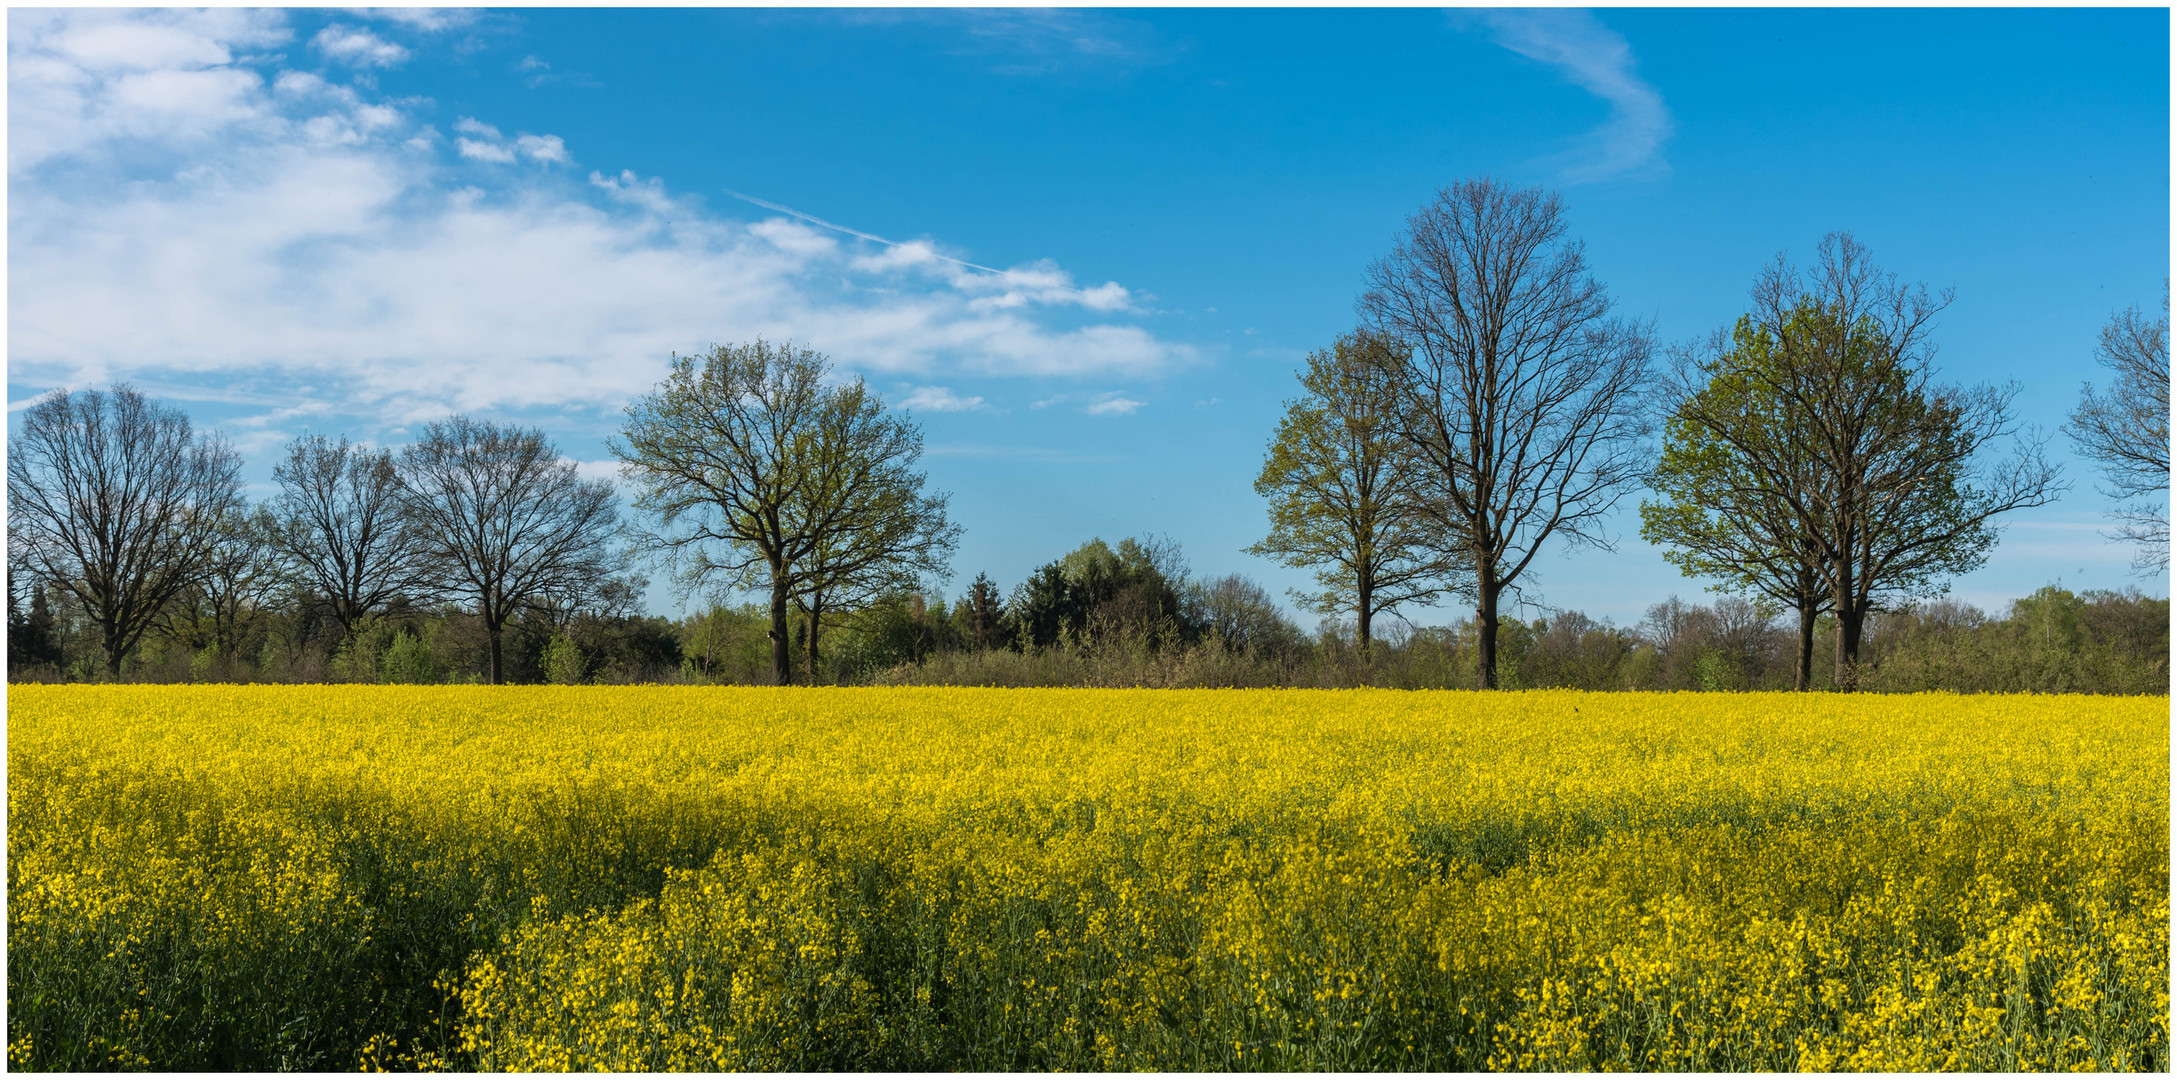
[721,188,1007,276]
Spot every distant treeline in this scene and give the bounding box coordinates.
[11,530,2165,694]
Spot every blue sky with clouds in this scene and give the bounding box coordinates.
[8,7,2169,627]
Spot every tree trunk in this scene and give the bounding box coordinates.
[768,572,794,686]
[1356,576,1374,662]
[486,623,504,685]
[1476,571,1501,690]
[102,615,123,680]
[1794,600,1817,692]
[1834,601,1865,692]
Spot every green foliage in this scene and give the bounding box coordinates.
[540,634,585,686]
[676,604,776,685]
[1248,332,1452,644]
[383,629,443,686]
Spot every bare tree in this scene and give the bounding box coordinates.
[7,385,244,678]
[1742,233,2064,689]
[1249,330,1459,659]
[2067,283,2170,573]
[395,416,619,684]
[272,434,432,639]
[616,340,955,685]
[1358,178,1655,688]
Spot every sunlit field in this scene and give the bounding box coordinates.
[8,686,2167,1071]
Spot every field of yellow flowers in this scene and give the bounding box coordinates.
[8,686,2167,1071]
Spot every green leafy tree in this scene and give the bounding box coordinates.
[1686,234,2063,689]
[1249,331,1455,658]
[1643,316,1836,690]
[787,383,960,682]
[615,340,953,685]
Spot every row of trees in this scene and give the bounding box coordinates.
[1252,177,2165,690]
[6,394,620,683]
[6,341,960,686]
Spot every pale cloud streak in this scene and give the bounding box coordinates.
[1084,392,1145,417]
[899,386,990,413]
[1456,8,1672,182]
[8,9,1195,435]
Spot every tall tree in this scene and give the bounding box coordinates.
[615,340,952,685]
[6,385,244,678]
[787,381,960,681]
[2067,283,2170,573]
[395,416,618,684]
[1642,320,1835,690]
[1733,234,2063,689]
[1249,330,1457,658]
[1358,178,1654,688]
[272,434,430,639]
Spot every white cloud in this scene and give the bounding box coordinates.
[9,9,1196,431]
[348,9,478,34]
[515,133,570,165]
[899,385,989,413]
[455,137,516,163]
[1456,9,1672,182]
[1084,392,1145,416]
[312,24,409,68]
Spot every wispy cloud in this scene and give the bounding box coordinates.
[899,385,989,413]
[725,189,1136,312]
[8,8,1195,438]
[836,9,1181,76]
[1455,9,1672,182]
[1084,392,1145,417]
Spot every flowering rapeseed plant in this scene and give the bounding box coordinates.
[8,686,2166,1070]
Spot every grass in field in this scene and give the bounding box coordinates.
[7,686,2167,1070]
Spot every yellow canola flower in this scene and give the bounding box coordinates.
[7,686,2168,1072]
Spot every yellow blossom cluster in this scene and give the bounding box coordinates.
[8,686,2167,1071]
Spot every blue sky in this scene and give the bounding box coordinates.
[9,7,2169,628]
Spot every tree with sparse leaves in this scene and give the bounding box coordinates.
[1359,178,1655,688]
[614,340,955,685]
[272,434,434,640]
[2067,283,2169,574]
[1250,329,1456,658]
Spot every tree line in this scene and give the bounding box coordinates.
[1251,177,2166,691]
[6,177,2166,691]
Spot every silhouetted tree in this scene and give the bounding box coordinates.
[7,385,244,677]
[396,416,618,684]
[272,434,433,639]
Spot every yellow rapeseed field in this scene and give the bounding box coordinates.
[7,686,2167,1071]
